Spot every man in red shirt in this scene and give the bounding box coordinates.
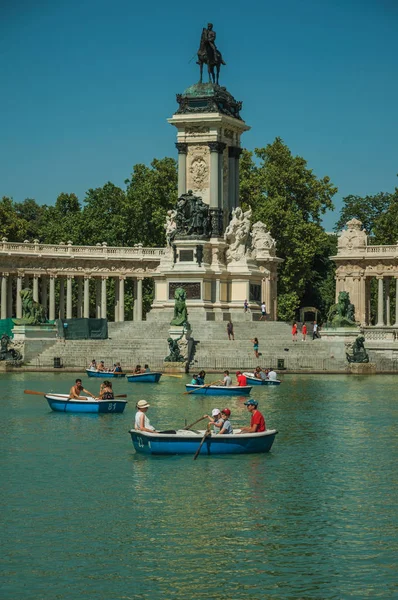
[239,399,266,433]
[236,370,247,386]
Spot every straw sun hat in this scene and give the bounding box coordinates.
[136,400,150,409]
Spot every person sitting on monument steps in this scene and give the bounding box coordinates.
[69,379,95,400]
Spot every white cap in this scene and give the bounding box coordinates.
[211,408,221,417]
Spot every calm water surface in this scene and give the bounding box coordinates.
[0,372,397,599]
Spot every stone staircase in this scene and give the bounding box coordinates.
[29,318,348,372]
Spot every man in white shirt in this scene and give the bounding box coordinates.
[260,302,267,320]
[268,369,277,381]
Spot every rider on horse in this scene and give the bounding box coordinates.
[197,23,226,66]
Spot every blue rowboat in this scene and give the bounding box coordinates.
[45,394,127,414]
[86,369,126,378]
[243,373,281,386]
[185,384,252,396]
[127,372,162,383]
[130,428,278,455]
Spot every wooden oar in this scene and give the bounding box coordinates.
[183,416,207,430]
[193,426,211,461]
[162,374,183,378]
[183,379,221,395]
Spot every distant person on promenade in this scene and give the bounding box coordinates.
[312,321,319,340]
[218,408,233,434]
[236,371,247,386]
[292,322,298,342]
[99,380,114,400]
[135,400,156,432]
[301,323,307,341]
[260,302,267,321]
[69,379,95,400]
[227,320,234,340]
[251,337,259,358]
[244,299,249,313]
[239,399,266,433]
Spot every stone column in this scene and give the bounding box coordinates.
[7,275,13,318]
[96,279,101,318]
[209,142,221,209]
[176,143,188,197]
[33,274,39,303]
[49,276,56,321]
[114,277,120,322]
[1,274,8,319]
[41,276,48,317]
[84,276,90,318]
[209,142,226,236]
[101,276,107,319]
[16,274,23,319]
[385,277,391,326]
[234,147,242,209]
[136,277,143,321]
[59,277,65,319]
[77,277,83,318]
[228,147,236,218]
[66,276,73,319]
[376,276,384,326]
[119,277,125,322]
[215,278,221,304]
[394,277,398,327]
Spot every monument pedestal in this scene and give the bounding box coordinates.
[349,363,377,375]
[11,324,57,364]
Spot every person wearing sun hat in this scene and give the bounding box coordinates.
[219,408,233,434]
[135,399,156,432]
[239,398,266,433]
[204,408,224,433]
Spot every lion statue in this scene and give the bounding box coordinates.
[346,335,369,363]
[14,288,47,325]
[327,291,356,327]
[170,287,188,327]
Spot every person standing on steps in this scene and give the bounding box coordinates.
[292,322,298,342]
[301,323,307,341]
[313,321,319,340]
[260,302,267,321]
[251,337,259,358]
[227,320,234,340]
[244,299,249,313]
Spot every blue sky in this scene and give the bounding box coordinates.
[1,0,397,230]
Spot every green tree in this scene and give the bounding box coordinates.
[39,193,83,244]
[0,196,29,241]
[240,138,337,320]
[335,192,392,235]
[81,182,126,246]
[123,157,178,247]
[14,198,48,240]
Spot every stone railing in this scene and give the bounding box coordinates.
[363,327,398,342]
[365,245,398,255]
[0,239,166,260]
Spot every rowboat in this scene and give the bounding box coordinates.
[86,369,126,378]
[127,372,162,383]
[130,428,278,455]
[185,384,252,396]
[243,373,281,386]
[45,394,127,413]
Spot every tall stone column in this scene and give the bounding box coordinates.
[41,276,48,317]
[7,275,13,318]
[33,274,39,303]
[228,147,236,219]
[114,277,120,322]
[176,143,188,197]
[16,274,23,318]
[394,277,398,327]
[1,274,8,319]
[101,276,107,319]
[234,148,242,209]
[84,277,90,318]
[208,142,226,237]
[385,277,391,326]
[49,276,56,321]
[96,279,101,318]
[66,276,73,319]
[59,277,65,319]
[119,277,125,322]
[209,142,220,210]
[376,276,384,326]
[135,277,143,321]
[77,277,83,318]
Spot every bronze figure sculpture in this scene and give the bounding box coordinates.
[197,23,225,85]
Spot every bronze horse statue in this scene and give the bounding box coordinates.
[197,25,224,85]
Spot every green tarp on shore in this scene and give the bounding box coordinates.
[56,318,108,340]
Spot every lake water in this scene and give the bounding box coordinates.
[1,372,397,600]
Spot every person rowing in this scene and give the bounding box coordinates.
[69,378,95,400]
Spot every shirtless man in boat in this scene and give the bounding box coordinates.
[69,379,95,400]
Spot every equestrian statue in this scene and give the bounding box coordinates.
[197,23,226,85]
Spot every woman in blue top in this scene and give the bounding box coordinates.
[251,337,259,359]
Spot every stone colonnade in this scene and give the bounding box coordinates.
[0,272,144,322]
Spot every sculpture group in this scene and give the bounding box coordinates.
[174,190,212,239]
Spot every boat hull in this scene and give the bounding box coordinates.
[130,429,278,455]
[127,372,162,383]
[86,370,126,378]
[45,394,127,413]
[244,374,281,386]
[185,384,252,396]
